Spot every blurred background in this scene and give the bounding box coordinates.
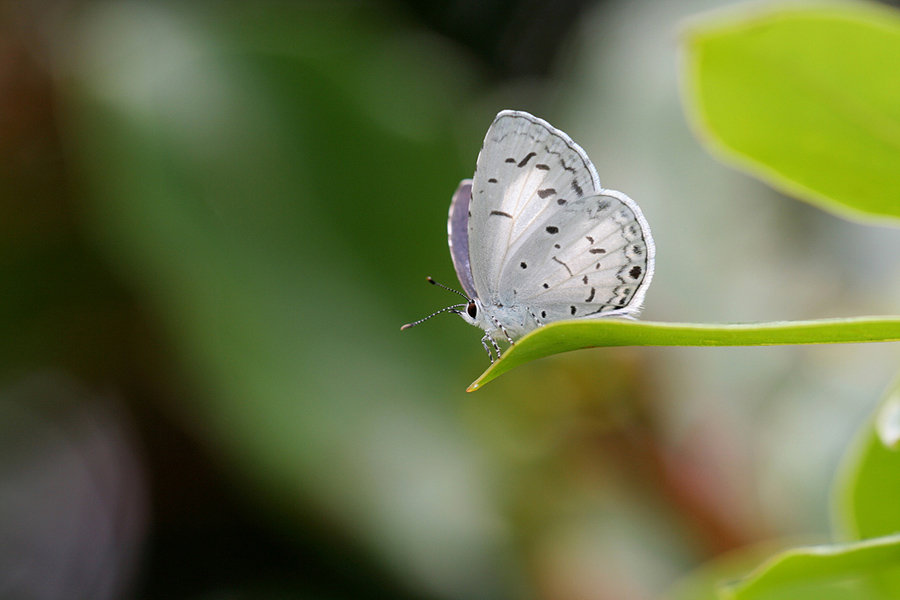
[3,1,900,598]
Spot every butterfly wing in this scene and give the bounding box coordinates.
[469,110,602,300]
[447,179,477,299]
[469,110,654,323]
[499,188,654,320]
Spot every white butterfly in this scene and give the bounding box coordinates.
[405,110,655,361]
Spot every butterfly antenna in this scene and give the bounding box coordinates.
[426,276,469,301]
[401,303,467,330]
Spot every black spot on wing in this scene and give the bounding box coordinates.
[554,244,561,249]
[490,210,513,218]
[586,236,594,244]
[559,158,576,173]
[552,256,573,276]
[572,180,584,197]
[582,275,588,284]
[570,306,577,315]
[541,310,547,318]
[542,283,549,289]
[630,266,642,279]
[537,188,556,199]
[586,287,596,302]
[546,226,558,234]
[488,178,497,183]
[557,198,567,206]
[590,248,606,254]
[536,164,550,170]
[505,158,516,163]
[517,152,537,167]
[520,262,527,269]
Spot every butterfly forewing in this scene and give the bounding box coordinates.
[468,111,601,301]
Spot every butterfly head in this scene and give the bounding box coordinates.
[455,298,483,328]
[401,277,480,332]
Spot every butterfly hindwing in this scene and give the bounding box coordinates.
[499,189,653,320]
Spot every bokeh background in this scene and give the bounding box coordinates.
[3,1,900,598]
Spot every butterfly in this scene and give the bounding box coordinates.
[404,110,655,362]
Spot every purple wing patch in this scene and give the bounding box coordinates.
[447,179,477,299]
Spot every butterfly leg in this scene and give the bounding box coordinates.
[487,314,515,346]
[481,334,500,363]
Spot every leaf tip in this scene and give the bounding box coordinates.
[467,360,502,392]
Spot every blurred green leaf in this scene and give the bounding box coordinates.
[663,541,791,600]
[716,535,900,600]
[55,2,509,596]
[833,377,900,596]
[667,373,900,600]
[469,317,900,391]
[834,380,900,540]
[681,3,900,223]
[874,383,900,450]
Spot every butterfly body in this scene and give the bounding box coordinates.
[408,110,655,361]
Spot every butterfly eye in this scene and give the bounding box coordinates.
[467,301,478,319]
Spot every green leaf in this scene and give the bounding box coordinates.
[664,541,793,600]
[681,3,900,223]
[717,534,900,600]
[835,377,900,540]
[833,377,900,596]
[56,3,511,591]
[468,317,900,391]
